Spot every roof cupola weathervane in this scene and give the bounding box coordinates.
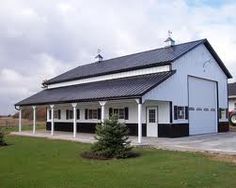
[95,49,103,62]
[164,30,175,47]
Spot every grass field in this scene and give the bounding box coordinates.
[0,117,45,133]
[1,136,236,188]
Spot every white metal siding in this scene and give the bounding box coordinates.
[46,100,170,124]
[48,65,170,89]
[143,44,228,125]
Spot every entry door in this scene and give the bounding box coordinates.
[147,107,158,137]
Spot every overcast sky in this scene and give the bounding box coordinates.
[0,0,236,115]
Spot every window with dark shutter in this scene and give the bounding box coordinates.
[185,106,188,120]
[124,107,129,120]
[174,106,178,120]
[77,109,80,119]
[177,106,185,119]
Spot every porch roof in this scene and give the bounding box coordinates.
[15,71,175,106]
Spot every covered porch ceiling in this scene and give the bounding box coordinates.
[15,71,175,107]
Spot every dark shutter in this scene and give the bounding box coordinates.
[226,108,229,119]
[77,109,80,119]
[49,110,51,119]
[66,110,69,120]
[185,106,188,120]
[174,106,178,120]
[85,109,88,119]
[109,108,113,118]
[169,102,173,123]
[124,107,129,120]
[58,110,61,120]
[97,108,101,120]
[219,108,222,119]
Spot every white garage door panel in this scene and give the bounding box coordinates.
[188,77,217,135]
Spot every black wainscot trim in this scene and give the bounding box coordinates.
[158,123,189,138]
[46,122,147,136]
[218,121,229,132]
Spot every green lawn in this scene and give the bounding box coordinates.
[1,136,236,188]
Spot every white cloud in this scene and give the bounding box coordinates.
[0,0,236,114]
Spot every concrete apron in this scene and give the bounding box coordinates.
[11,131,236,155]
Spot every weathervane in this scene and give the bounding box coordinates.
[203,59,212,72]
[97,49,101,54]
[168,30,172,38]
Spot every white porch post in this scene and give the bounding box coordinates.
[50,105,54,136]
[32,106,36,134]
[18,107,22,132]
[99,101,107,123]
[135,99,142,144]
[72,103,77,138]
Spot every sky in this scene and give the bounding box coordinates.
[0,0,236,115]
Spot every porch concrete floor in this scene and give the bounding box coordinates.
[11,131,236,155]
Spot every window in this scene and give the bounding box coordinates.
[88,109,98,119]
[234,103,236,110]
[220,108,227,119]
[110,108,125,119]
[48,109,60,120]
[85,109,101,120]
[148,109,156,123]
[66,110,73,120]
[118,109,125,119]
[177,106,185,119]
[54,110,61,119]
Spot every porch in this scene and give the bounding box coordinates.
[16,99,172,144]
[15,71,176,143]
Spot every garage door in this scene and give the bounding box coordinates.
[188,76,217,135]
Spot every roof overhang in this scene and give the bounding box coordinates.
[15,71,176,107]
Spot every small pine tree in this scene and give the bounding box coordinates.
[91,115,132,158]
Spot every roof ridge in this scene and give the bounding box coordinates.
[45,39,205,84]
[98,38,205,63]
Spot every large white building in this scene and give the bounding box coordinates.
[15,38,232,143]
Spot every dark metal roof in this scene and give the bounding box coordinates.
[16,71,176,106]
[228,82,236,96]
[45,38,232,85]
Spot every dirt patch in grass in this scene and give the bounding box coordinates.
[204,153,236,164]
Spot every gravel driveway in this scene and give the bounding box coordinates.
[140,132,236,155]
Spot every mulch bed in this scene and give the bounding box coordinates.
[81,151,140,160]
[0,143,8,147]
